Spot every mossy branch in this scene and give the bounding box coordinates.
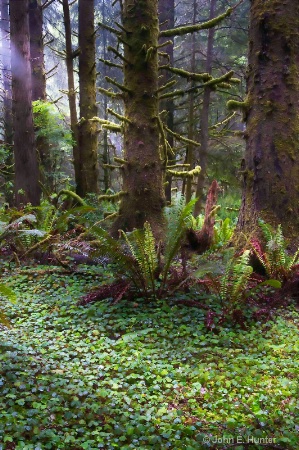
[204,70,235,88]
[167,163,191,169]
[145,47,154,62]
[105,76,132,94]
[167,165,201,178]
[107,46,131,65]
[90,117,122,132]
[97,87,119,99]
[98,191,127,202]
[102,124,123,132]
[159,89,186,99]
[98,58,123,70]
[98,22,121,36]
[114,157,128,164]
[102,164,122,170]
[114,22,129,34]
[164,124,201,146]
[159,8,232,37]
[57,189,86,206]
[209,112,236,130]
[107,108,132,123]
[156,116,169,161]
[156,80,177,94]
[159,65,211,82]
[157,40,173,49]
[22,235,54,257]
[227,99,248,112]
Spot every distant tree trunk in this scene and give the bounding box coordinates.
[29,0,52,191]
[159,0,174,203]
[77,0,99,196]
[194,0,216,216]
[0,0,13,204]
[111,0,165,237]
[29,0,45,100]
[101,0,110,192]
[10,0,41,206]
[62,0,80,195]
[237,0,299,238]
[185,0,197,204]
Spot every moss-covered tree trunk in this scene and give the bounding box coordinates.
[237,0,299,238]
[29,0,45,101]
[159,0,174,203]
[10,0,41,206]
[0,0,13,204]
[62,0,80,195]
[29,0,52,191]
[194,0,216,216]
[77,0,99,196]
[111,0,165,237]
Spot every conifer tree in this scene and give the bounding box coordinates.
[10,0,41,206]
[237,0,299,239]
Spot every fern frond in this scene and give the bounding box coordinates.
[163,194,197,281]
[0,284,16,303]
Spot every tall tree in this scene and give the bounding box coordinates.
[77,0,99,196]
[10,0,41,206]
[62,0,80,195]
[237,0,299,238]
[29,0,53,191]
[194,0,216,216]
[29,0,46,101]
[159,0,175,203]
[111,0,165,237]
[0,0,13,203]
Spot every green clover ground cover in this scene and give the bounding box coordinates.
[0,267,298,449]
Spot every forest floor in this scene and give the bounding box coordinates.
[0,264,298,449]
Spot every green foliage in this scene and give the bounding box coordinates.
[163,193,197,284]
[32,100,74,191]
[0,267,298,448]
[251,221,299,282]
[0,283,16,326]
[121,222,157,294]
[194,249,253,309]
[212,217,235,248]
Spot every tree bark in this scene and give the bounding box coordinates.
[29,0,53,191]
[29,0,46,101]
[194,0,216,216]
[111,0,165,238]
[77,0,99,196]
[185,0,197,204]
[0,0,13,204]
[159,0,174,203]
[62,0,80,195]
[237,0,299,239]
[10,0,41,206]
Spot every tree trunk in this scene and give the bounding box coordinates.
[77,0,99,196]
[238,0,299,238]
[10,0,41,206]
[194,0,216,216]
[185,0,197,204]
[111,0,165,237]
[62,0,80,195]
[101,0,110,192]
[29,0,46,100]
[158,0,174,203]
[29,0,52,191]
[0,0,13,204]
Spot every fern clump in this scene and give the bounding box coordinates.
[251,221,299,282]
[162,193,196,286]
[79,195,197,303]
[201,250,253,306]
